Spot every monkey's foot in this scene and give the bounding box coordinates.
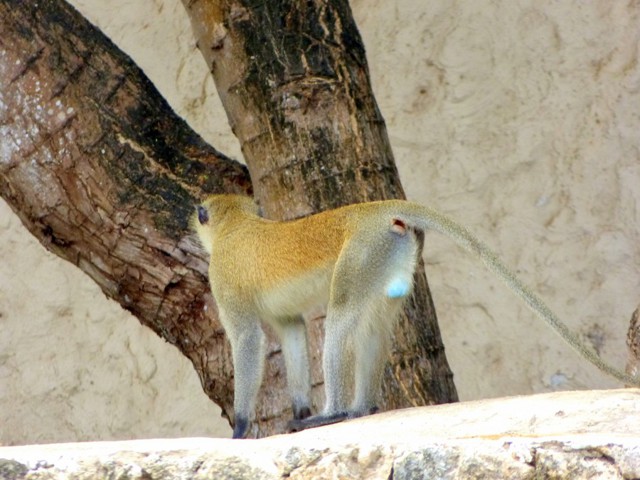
[287,412,349,433]
[287,406,380,433]
[232,416,250,439]
[347,406,379,419]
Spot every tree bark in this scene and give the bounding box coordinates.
[0,0,250,425]
[183,0,458,436]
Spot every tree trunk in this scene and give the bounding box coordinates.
[0,0,250,426]
[183,0,459,435]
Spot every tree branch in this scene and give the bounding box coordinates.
[0,0,250,422]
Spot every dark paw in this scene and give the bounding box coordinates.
[232,416,250,439]
[287,411,349,433]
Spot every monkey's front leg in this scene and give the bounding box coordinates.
[227,320,266,439]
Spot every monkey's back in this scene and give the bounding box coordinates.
[206,198,423,318]
[208,207,350,317]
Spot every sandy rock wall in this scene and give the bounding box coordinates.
[1,0,639,444]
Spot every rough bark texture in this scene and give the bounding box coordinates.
[183,0,458,435]
[0,0,251,425]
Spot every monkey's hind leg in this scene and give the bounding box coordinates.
[285,305,396,434]
[288,226,417,434]
[287,304,355,433]
[285,306,396,434]
[350,301,399,417]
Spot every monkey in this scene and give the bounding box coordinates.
[193,194,640,438]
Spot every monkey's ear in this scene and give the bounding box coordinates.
[197,205,209,225]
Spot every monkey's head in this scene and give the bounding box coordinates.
[192,195,260,255]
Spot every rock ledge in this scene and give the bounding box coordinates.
[1,389,639,479]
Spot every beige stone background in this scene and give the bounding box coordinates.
[1,0,638,446]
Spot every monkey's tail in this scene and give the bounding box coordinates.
[402,202,640,387]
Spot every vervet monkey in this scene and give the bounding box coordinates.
[194,194,640,438]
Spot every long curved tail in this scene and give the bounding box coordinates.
[398,201,640,387]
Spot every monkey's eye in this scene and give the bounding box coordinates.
[197,205,209,225]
